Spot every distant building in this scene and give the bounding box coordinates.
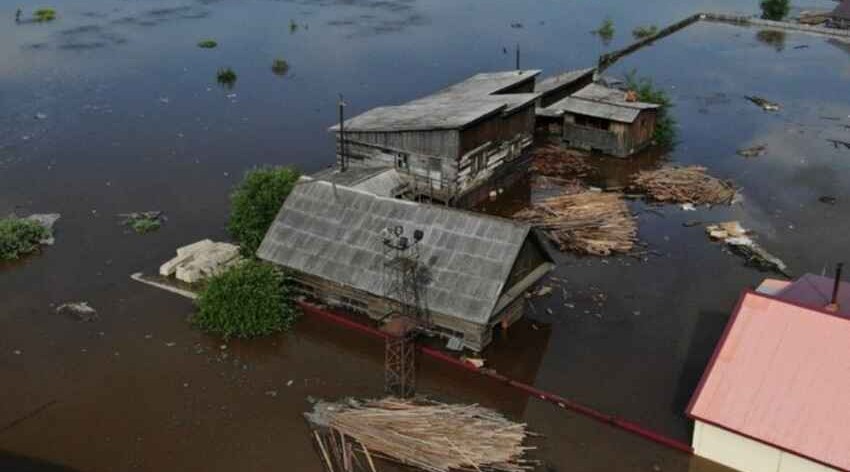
[257,177,554,351]
[539,83,659,157]
[687,274,850,472]
[830,0,850,29]
[329,71,542,205]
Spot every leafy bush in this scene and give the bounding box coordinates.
[760,0,790,20]
[632,25,658,39]
[131,217,161,234]
[197,39,218,48]
[625,70,676,148]
[193,261,295,339]
[595,17,615,43]
[216,67,237,88]
[0,218,48,261]
[228,166,301,257]
[33,8,56,22]
[271,58,290,77]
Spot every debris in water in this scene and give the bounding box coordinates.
[158,239,242,284]
[529,145,591,177]
[736,144,767,158]
[34,113,47,120]
[462,357,486,369]
[24,213,60,245]
[305,398,535,472]
[681,203,696,211]
[515,191,637,256]
[535,285,553,297]
[745,95,780,111]
[818,196,837,205]
[827,139,850,151]
[118,211,164,234]
[56,301,98,322]
[705,222,788,275]
[631,166,737,205]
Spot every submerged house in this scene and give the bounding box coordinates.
[329,71,542,205]
[539,83,659,158]
[830,0,850,29]
[257,177,554,351]
[687,274,850,472]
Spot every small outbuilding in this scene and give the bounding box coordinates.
[687,275,850,472]
[330,71,542,204]
[830,0,850,29]
[540,83,659,157]
[257,177,554,351]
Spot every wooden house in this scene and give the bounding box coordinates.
[830,0,850,29]
[257,177,555,351]
[329,71,542,205]
[539,83,659,158]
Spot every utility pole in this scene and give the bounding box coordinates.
[338,94,347,172]
[515,43,521,71]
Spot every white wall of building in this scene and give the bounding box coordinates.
[692,421,839,472]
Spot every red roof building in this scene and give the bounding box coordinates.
[687,275,850,472]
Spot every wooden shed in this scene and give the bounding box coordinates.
[256,178,554,351]
[330,71,542,204]
[540,83,659,158]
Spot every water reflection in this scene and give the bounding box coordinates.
[755,29,786,52]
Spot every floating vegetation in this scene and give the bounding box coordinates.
[289,19,298,33]
[0,217,50,261]
[119,211,164,234]
[632,25,658,39]
[594,17,614,43]
[271,58,290,77]
[197,39,218,48]
[33,8,57,22]
[216,67,237,88]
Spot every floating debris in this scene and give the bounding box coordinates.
[736,144,767,158]
[305,398,536,472]
[119,211,163,234]
[56,301,98,322]
[529,145,591,177]
[745,95,780,111]
[515,191,637,256]
[631,166,737,205]
[827,138,850,151]
[159,239,241,284]
[706,222,788,275]
[818,195,837,205]
[24,213,60,245]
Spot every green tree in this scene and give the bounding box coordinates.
[228,166,301,257]
[0,218,48,261]
[760,0,790,20]
[193,261,296,339]
[624,71,676,148]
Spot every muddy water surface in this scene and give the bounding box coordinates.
[2,0,849,470]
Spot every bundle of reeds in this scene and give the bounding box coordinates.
[630,166,736,205]
[529,145,591,177]
[306,398,536,472]
[515,191,637,255]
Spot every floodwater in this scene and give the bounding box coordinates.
[2,0,849,470]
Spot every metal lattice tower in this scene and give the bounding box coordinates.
[381,226,425,398]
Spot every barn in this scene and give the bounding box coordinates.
[330,71,542,204]
[256,177,555,351]
[540,83,659,158]
[687,275,850,472]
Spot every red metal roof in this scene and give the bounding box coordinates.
[687,291,850,472]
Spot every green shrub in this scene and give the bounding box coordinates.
[271,58,290,77]
[197,39,218,48]
[625,70,676,148]
[216,67,237,88]
[595,17,615,42]
[33,8,56,22]
[632,25,658,39]
[228,166,301,257]
[131,218,161,234]
[760,0,790,20]
[0,218,48,261]
[193,261,295,339]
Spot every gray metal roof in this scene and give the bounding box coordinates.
[834,0,850,20]
[257,178,534,324]
[310,166,408,197]
[329,70,541,133]
[534,68,596,94]
[543,83,659,123]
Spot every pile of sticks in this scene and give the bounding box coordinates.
[515,191,637,255]
[306,398,536,472]
[529,145,591,177]
[630,166,736,205]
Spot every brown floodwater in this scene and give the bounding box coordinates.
[2,0,849,470]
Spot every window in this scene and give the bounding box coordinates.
[575,115,610,131]
[395,153,409,170]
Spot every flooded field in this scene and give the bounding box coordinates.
[2,0,849,470]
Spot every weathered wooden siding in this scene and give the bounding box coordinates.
[344,129,460,159]
[459,105,535,155]
[561,110,655,158]
[628,110,657,149]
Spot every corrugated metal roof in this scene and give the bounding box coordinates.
[257,179,535,324]
[310,166,408,197]
[688,291,850,471]
[329,71,541,132]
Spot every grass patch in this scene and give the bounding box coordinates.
[0,218,49,261]
[33,8,57,22]
[197,39,218,48]
[216,67,237,88]
[193,260,296,339]
[228,166,301,257]
[632,25,658,39]
[760,0,790,20]
[594,17,614,43]
[625,70,676,148]
[271,58,290,76]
